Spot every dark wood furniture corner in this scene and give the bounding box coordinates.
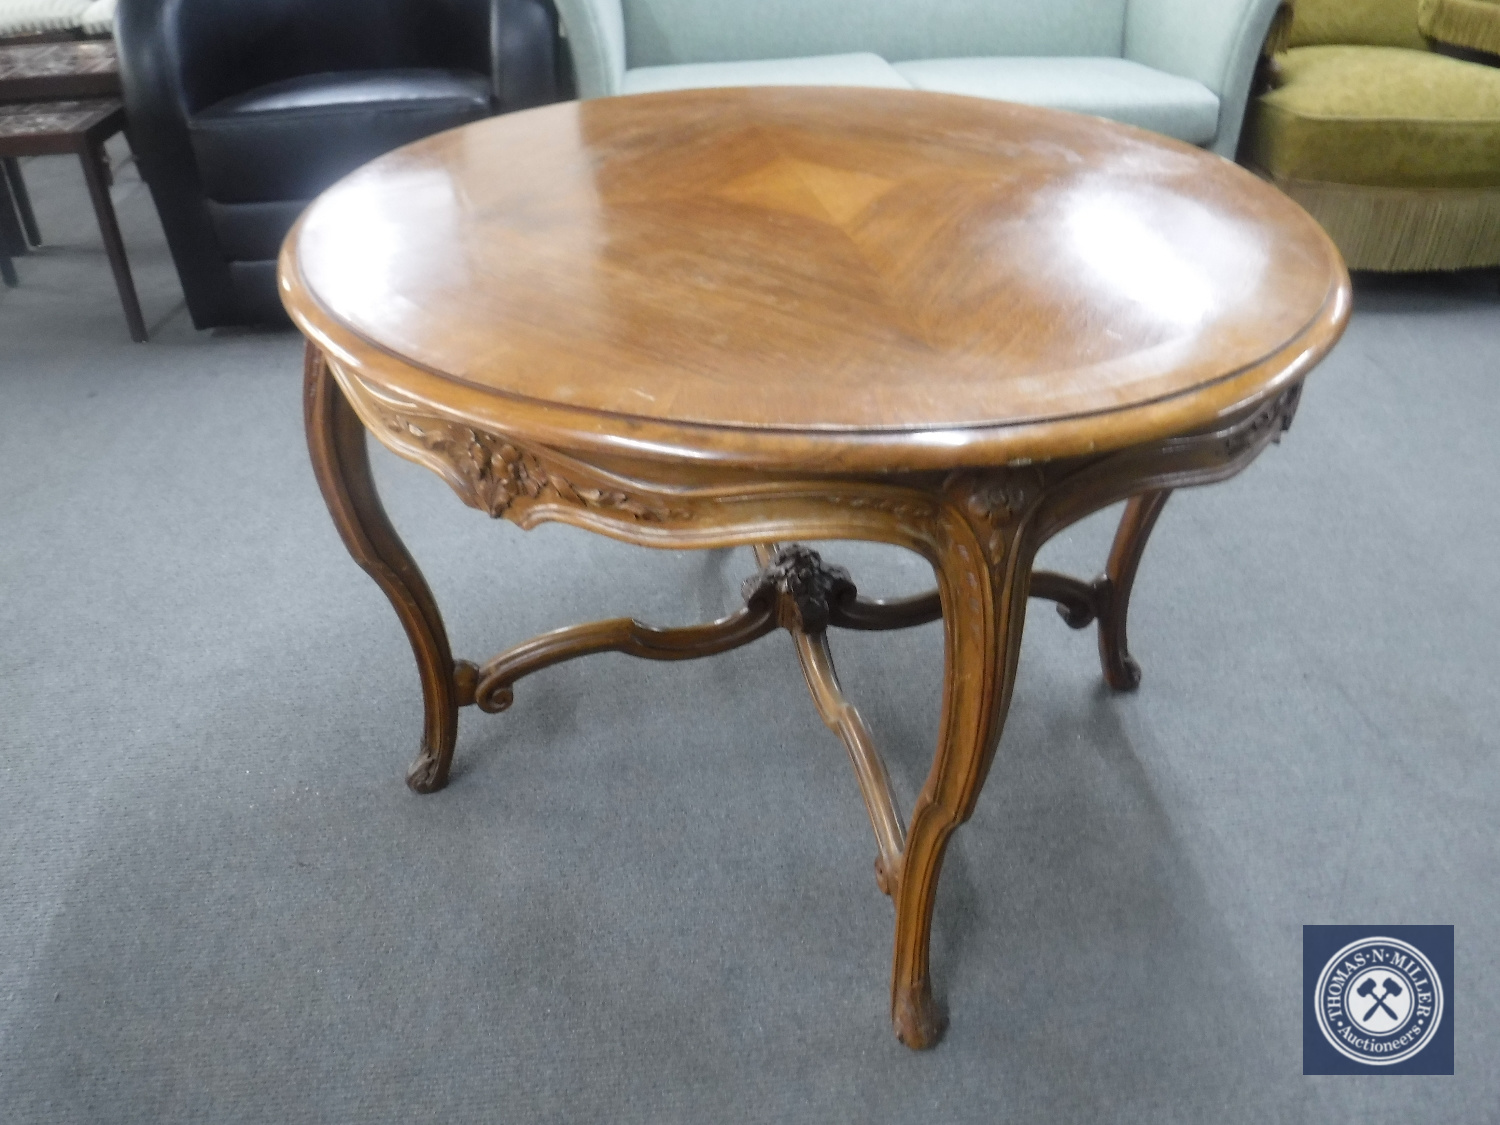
[282,88,1351,1050]
[0,43,143,341]
[0,40,120,100]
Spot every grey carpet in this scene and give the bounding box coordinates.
[1,146,1497,1125]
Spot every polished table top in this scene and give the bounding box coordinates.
[282,87,1348,471]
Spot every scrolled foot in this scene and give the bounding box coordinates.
[1094,490,1170,695]
[1102,653,1142,692]
[405,746,449,793]
[892,977,948,1050]
[1055,598,1097,630]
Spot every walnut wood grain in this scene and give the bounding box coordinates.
[826,572,1102,633]
[473,605,777,714]
[792,628,908,898]
[751,543,907,898]
[284,87,1346,474]
[827,589,941,631]
[742,542,856,632]
[1032,571,1101,628]
[1096,490,1174,691]
[304,349,467,793]
[284,88,1351,1051]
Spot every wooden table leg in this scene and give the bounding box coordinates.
[890,500,1034,1048]
[303,346,467,794]
[0,166,26,260]
[0,158,16,284]
[76,139,146,342]
[3,158,41,246]
[1096,490,1172,691]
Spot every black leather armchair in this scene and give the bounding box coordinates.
[117,0,563,327]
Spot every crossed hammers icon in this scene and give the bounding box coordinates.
[1356,977,1403,1021]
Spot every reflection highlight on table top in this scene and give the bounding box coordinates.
[285,87,1346,438]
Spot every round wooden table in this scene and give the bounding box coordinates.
[281,87,1350,1050]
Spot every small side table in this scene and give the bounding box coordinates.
[0,41,121,101]
[0,98,145,340]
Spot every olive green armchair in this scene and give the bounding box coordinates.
[1244,0,1500,270]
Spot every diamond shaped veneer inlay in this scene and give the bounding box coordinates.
[292,87,1345,442]
[715,155,898,227]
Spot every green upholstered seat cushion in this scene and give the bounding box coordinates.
[892,58,1220,144]
[621,53,911,94]
[1287,0,1428,48]
[1248,45,1500,187]
[1418,0,1500,54]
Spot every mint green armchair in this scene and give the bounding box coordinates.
[553,0,1286,156]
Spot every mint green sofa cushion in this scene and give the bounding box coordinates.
[893,57,1221,144]
[1124,0,1284,154]
[557,0,628,98]
[623,53,911,95]
[619,0,1129,69]
[552,0,1282,155]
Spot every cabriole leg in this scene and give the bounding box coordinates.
[1096,490,1172,691]
[303,345,466,793]
[891,511,1032,1048]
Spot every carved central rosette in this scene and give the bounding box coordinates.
[742,544,857,633]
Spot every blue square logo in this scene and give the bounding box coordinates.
[1304,925,1453,1074]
